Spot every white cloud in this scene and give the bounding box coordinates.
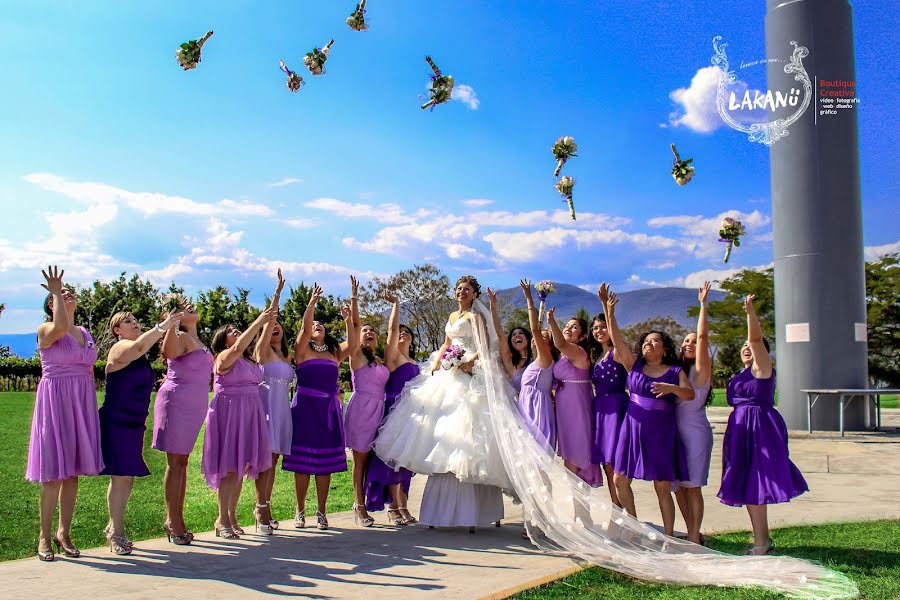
[647,209,770,260]
[483,227,679,263]
[284,218,321,229]
[647,261,677,270]
[442,243,480,260]
[144,263,193,285]
[665,66,723,133]
[864,241,900,261]
[304,197,429,225]
[267,177,303,187]
[451,84,480,110]
[462,198,494,207]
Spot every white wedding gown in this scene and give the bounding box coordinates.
[374,315,511,526]
[374,302,856,599]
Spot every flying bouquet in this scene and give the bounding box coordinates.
[346,0,368,32]
[304,39,334,76]
[534,280,556,323]
[552,136,578,177]
[421,56,454,111]
[162,293,187,314]
[670,143,695,186]
[440,344,466,371]
[279,60,304,92]
[555,176,576,220]
[176,31,214,71]
[718,217,746,263]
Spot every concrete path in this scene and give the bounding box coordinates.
[2,408,898,599]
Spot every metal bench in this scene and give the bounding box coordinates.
[801,388,899,436]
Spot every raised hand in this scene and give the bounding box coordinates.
[699,281,711,303]
[40,265,65,294]
[275,268,286,295]
[310,283,324,304]
[486,287,498,310]
[255,305,277,326]
[547,306,556,322]
[340,303,352,321]
[383,291,398,304]
[606,292,619,315]
[598,282,611,305]
[159,312,184,332]
[742,294,757,314]
[350,275,359,297]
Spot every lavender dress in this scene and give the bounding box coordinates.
[510,365,527,394]
[614,359,687,482]
[366,361,419,512]
[153,348,213,455]
[282,359,348,475]
[675,365,714,488]
[517,360,556,450]
[718,368,808,506]
[261,360,294,456]
[201,358,272,489]
[26,328,104,482]
[100,355,154,477]
[552,352,602,487]
[591,350,628,467]
[344,363,390,452]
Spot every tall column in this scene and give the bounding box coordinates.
[765,0,868,430]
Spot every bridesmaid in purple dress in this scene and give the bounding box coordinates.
[154,300,213,545]
[366,293,419,525]
[605,289,694,537]
[253,269,291,533]
[718,295,808,555]
[203,305,275,539]
[101,309,182,554]
[27,267,104,561]
[282,283,352,530]
[548,308,602,487]
[589,284,628,508]
[486,288,533,394]
[343,276,391,527]
[673,282,714,545]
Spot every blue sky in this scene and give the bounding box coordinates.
[0,1,896,333]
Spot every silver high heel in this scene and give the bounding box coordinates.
[397,506,417,525]
[266,501,279,530]
[387,508,406,526]
[352,502,375,527]
[254,503,274,535]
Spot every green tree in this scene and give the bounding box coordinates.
[865,253,900,386]
[574,306,591,324]
[280,282,345,343]
[195,286,232,339]
[620,316,692,351]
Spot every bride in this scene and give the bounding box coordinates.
[375,275,856,599]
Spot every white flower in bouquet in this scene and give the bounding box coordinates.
[552,136,578,177]
[304,40,334,76]
[346,0,368,32]
[555,176,577,220]
[440,344,466,370]
[670,143,695,186]
[534,280,556,323]
[718,217,746,263]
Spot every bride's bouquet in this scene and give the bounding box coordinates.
[162,293,186,314]
[346,0,368,32]
[279,60,305,92]
[534,280,556,323]
[670,143,695,186]
[304,39,334,76]
[440,344,466,371]
[554,176,576,220]
[176,31,214,71]
[421,56,454,111]
[719,217,746,263]
[552,136,578,177]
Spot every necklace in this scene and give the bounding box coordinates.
[310,341,329,353]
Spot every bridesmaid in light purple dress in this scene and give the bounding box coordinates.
[673,282,714,545]
[27,267,103,561]
[548,308,602,487]
[486,288,533,395]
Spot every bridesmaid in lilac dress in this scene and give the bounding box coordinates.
[343,276,391,527]
[605,288,694,537]
[154,300,213,545]
[486,288,533,394]
[718,295,808,555]
[253,269,292,533]
[27,267,104,561]
[101,309,182,554]
[282,283,352,530]
[548,308,602,487]
[366,293,419,525]
[589,283,629,507]
[202,306,275,540]
[674,282,714,545]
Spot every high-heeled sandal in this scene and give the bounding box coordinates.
[104,525,134,549]
[352,502,375,527]
[232,524,245,536]
[53,535,80,557]
[387,509,407,526]
[254,503,274,535]
[316,510,329,530]
[37,539,55,562]
[747,538,775,555]
[266,501,279,530]
[397,506,417,525]
[215,522,240,540]
[294,507,306,529]
[107,533,133,555]
[163,523,192,546]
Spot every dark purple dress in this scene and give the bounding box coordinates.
[282,359,348,475]
[718,368,808,506]
[100,355,154,477]
[591,350,628,467]
[365,361,418,511]
[613,358,688,482]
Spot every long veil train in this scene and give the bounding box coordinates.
[469,300,857,599]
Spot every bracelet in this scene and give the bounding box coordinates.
[155,323,166,334]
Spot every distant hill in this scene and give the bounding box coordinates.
[494,284,725,329]
[0,333,38,358]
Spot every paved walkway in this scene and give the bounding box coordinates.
[2,408,898,599]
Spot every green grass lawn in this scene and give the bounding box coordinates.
[0,392,353,562]
[515,520,900,600]
[710,389,898,409]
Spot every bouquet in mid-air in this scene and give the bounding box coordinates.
[421,56,454,111]
[304,39,334,76]
[346,0,368,32]
[718,217,746,263]
[279,60,304,92]
[552,136,578,177]
[670,143,695,186]
[554,176,576,220]
[534,280,556,322]
[176,31,214,71]
[162,293,187,314]
[440,344,466,370]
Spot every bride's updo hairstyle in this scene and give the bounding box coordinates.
[455,275,481,298]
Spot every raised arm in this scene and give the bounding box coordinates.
[343,304,363,368]
[486,288,514,376]
[693,281,712,388]
[161,320,185,360]
[744,294,773,378]
[522,279,552,368]
[107,312,183,373]
[217,306,276,373]
[547,307,587,367]
[295,283,323,356]
[255,268,285,363]
[37,266,70,348]
[604,289,637,371]
[384,293,401,367]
